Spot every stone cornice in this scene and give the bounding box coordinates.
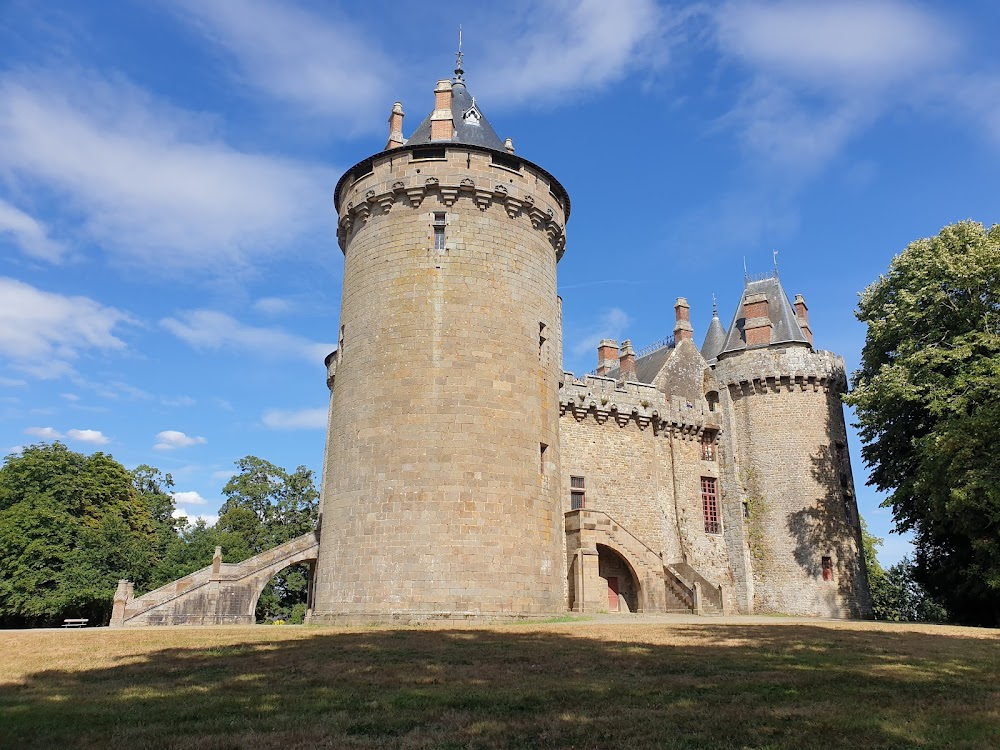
[337,176,567,258]
[713,348,848,395]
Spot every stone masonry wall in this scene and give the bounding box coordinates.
[311,146,567,621]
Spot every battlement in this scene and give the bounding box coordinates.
[559,373,720,436]
[336,146,567,257]
[714,346,847,396]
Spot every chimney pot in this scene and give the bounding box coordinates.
[385,101,405,150]
[618,339,637,382]
[596,339,619,377]
[674,297,694,342]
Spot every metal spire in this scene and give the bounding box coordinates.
[773,249,779,276]
[455,26,464,81]
[712,293,718,317]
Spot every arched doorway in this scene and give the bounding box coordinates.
[252,561,314,624]
[597,544,641,613]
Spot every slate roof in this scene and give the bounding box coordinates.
[407,80,505,150]
[718,275,810,356]
[701,313,727,364]
[602,343,675,384]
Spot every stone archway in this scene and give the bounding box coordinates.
[597,544,641,613]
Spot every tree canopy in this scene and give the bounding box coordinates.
[846,221,1000,626]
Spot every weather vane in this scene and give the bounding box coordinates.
[455,25,464,81]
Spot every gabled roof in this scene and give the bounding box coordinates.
[701,307,727,364]
[602,342,675,384]
[407,80,505,150]
[718,274,809,356]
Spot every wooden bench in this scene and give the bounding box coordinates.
[61,618,88,628]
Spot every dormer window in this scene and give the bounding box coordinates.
[463,103,481,125]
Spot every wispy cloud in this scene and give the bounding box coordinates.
[0,69,336,273]
[571,307,632,357]
[161,309,333,363]
[254,297,292,315]
[154,430,207,450]
[171,0,390,130]
[25,426,62,439]
[477,0,665,106]
[0,198,65,262]
[0,277,133,379]
[262,407,327,430]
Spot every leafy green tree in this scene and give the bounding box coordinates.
[861,518,948,622]
[0,443,160,626]
[846,221,1000,626]
[217,456,319,623]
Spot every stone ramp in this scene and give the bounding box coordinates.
[110,531,319,627]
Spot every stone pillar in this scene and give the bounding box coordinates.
[109,579,133,628]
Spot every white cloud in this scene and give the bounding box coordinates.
[172,0,390,130]
[715,1,955,90]
[254,297,291,315]
[262,407,327,430]
[67,428,110,445]
[154,430,208,450]
[0,198,65,262]
[6,445,23,456]
[172,490,209,506]
[0,70,336,272]
[477,0,665,106]
[172,507,219,527]
[25,426,62,439]
[571,307,632,357]
[161,309,333,363]
[0,277,133,379]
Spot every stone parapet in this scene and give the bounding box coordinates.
[559,373,720,436]
[714,347,847,395]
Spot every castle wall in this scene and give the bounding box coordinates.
[715,347,872,618]
[311,146,568,620]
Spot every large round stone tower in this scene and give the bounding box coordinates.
[309,63,570,622]
[710,276,872,618]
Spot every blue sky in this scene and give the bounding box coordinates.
[2,1,998,566]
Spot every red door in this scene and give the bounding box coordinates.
[607,576,620,612]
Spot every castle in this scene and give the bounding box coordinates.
[110,62,871,626]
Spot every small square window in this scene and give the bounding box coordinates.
[700,431,717,461]
[822,556,834,581]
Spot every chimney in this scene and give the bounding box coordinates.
[385,102,405,150]
[596,339,619,377]
[430,80,454,141]
[794,293,813,345]
[504,137,515,154]
[743,293,771,347]
[619,340,637,382]
[673,297,694,343]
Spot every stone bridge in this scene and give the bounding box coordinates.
[110,531,319,627]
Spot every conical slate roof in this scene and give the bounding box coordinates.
[718,274,810,356]
[407,79,505,150]
[701,310,727,365]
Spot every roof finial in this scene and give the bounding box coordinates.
[743,256,748,281]
[455,25,464,82]
[712,293,718,317]
[773,248,779,276]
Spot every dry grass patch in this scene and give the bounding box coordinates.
[1,619,998,749]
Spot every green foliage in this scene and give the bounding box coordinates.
[217,456,319,623]
[0,443,161,626]
[861,518,948,622]
[847,222,1000,626]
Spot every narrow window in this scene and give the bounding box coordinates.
[539,321,548,360]
[539,443,547,475]
[700,431,716,461]
[337,325,345,360]
[433,212,446,249]
[742,501,750,520]
[570,476,586,510]
[701,477,720,534]
[822,556,834,581]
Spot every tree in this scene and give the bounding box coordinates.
[861,517,948,622]
[217,456,319,623]
[0,443,160,626]
[846,221,1000,626]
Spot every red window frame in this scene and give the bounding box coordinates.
[701,477,720,534]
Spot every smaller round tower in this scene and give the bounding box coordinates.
[712,274,871,618]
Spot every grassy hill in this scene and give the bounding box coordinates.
[1,617,998,749]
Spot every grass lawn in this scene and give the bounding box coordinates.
[1,618,998,749]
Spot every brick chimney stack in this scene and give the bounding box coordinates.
[430,80,454,141]
[596,339,619,377]
[673,297,694,343]
[794,294,813,345]
[743,293,772,347]
[618,339,637,382]
[385,102,405,150]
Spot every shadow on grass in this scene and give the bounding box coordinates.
[1,623,999,749]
